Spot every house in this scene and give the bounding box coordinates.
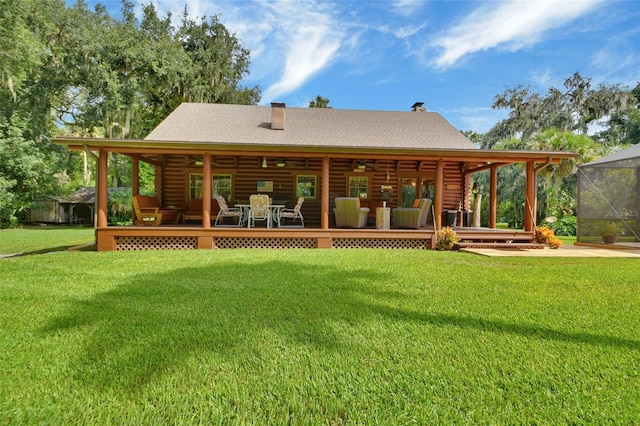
[54,102,576,251]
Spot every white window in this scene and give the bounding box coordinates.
[296,175,317,199]
[189,174,233,200]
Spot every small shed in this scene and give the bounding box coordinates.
[29,187,97,224]
[577,144,640,246]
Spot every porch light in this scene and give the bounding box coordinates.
[277,158,286,168]
[262,157,268,168]
[357,160,367,170]
[472,182,480,195]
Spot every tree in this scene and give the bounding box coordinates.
[595,82,640,146]
[525,129,599,226]
[0,0,262,226]
[0,0,70,226]
[309,95,331,108]
[486,73,630,148]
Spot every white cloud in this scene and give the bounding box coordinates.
[430,0,605,69]
[530,68,552,88]
[394,23,426,40]
[253,1,342,102]
[391,0,426,17]
[261,25,341,101]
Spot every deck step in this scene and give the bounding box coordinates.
[456,242,547,250]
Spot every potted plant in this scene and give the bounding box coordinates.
[600,221,622,244]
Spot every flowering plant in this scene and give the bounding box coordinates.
[600,221,622,236]
[534,226,563,249]
[436,226,458,250]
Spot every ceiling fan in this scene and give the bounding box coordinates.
[181,155,221,166]
[353,159,377,171]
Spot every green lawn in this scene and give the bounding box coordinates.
[0,228,638,424]
[0,226,95,255]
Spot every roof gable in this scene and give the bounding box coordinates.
[145,103,476,150]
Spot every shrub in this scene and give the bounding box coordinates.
[436,226,458,250]
[534,226,563,249]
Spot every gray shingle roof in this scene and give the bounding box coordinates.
[582,143,640,167]
[145,103,476,150]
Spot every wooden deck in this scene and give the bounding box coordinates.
[95,225,535,251]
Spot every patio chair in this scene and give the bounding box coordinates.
[278,197,304,228]
[248,194,271,228]
[333,197,369,228]
[214,195,242,226]
[132,194,179,226]
[392,198,432,229]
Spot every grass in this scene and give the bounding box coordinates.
[0,226,95,255]
[0,228,639,424]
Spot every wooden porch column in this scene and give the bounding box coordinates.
[202,153,212,228]
[434,158,444,229]
[489,165,498,229]
[132,158,139,196]
[321,156,330,230]
[97,148,108,228]
[524,160,536,231]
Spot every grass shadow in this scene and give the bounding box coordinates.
[369,303,640,351]
[41,259,383,393]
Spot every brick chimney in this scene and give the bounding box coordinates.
[271,102,286,130]
[411,102,426,112]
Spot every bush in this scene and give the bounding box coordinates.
[547,215,576,236]
[436,226,458,250]
[534,226,563,249]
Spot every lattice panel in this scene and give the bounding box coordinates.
[116,236,198,251]
[332,238,430,249]
[215,237,317,249]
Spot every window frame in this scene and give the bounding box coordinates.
[295,174,318,199]
[346,174,371,200]
[188,172,234,201]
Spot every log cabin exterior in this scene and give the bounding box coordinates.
[54,102,576,251]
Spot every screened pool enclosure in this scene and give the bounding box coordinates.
[577,144,640,246]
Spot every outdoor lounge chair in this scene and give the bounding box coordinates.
[132,194,179,226]
[333,197,370,228]
[278,197,304,228]
[214,195,242,226]
[391,198,432,229]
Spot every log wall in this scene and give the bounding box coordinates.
[152,154,465,227]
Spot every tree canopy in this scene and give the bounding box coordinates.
[0,0,260,225]
[309,95,331,108]
[484,72,638,149]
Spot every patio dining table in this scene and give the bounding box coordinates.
[234,204,285,228]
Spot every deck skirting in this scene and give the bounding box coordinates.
[100,226,437,251]
[98,226,532,251]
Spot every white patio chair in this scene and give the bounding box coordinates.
[278,197,304,228]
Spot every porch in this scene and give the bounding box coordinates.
[95,224,534,251]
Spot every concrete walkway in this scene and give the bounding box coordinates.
[460,245,640,258]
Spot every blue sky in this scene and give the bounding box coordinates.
[76,0,640,133]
